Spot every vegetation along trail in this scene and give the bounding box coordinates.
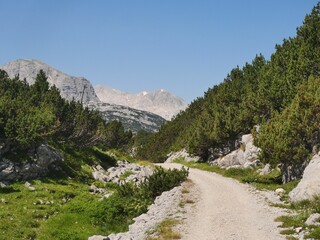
[161,163,285,240]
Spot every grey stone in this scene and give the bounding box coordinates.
[92,162,153,185]
[2,59,99,104]
[88,236,110,240]
[165,149,200,163]
[95,85,188,121]
[257,164,272,176]
[289,154,320,202]
[0,144,64,182]
[275,188,286,196]
[305,213,320,226]
[209,134,261,169]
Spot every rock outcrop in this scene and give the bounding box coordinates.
[0,144,63,182]
[88,102,166,133]
[1,59,99,104]
[289,154,320,202]
[95,85,188,120]
[88,186,182,240]
[92,160,153,184]
[165,149,200,163]
[1,59,169,133]
[210,134,261,169]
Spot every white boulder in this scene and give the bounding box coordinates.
[289,154,320,202]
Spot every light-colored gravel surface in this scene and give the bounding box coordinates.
[160,163,286,240]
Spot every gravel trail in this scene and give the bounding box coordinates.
[160,163,286,240]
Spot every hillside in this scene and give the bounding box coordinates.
[1,59,166,132]
[137,3,320,183]
[88,102,166,133]
[1,59,99,104]
[95,85,188,120]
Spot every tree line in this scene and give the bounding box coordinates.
[0,69,132,153]
[137,3,320,182]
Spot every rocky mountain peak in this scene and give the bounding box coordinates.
[1,59,99,104]
[94,85,188,120]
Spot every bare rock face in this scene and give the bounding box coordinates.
[289,154,320,202]
[0,144,63,182]
[1,59,167,133]
[1,59,99,104]
[95,85,188,120]
[88,102,166,133]
[210,134,261,169]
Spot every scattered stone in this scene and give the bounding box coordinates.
[1,198,8,204]
[243,159,262,169]
[305,213,320,226]
[257,164,272,176]
[34,199,44,205]
[289,154,320,202]
[165,149,200,163]
[24,181,36,191]
[89,186,182,240]
[275,188,286,196]
[88,236,110,240]
[92,161,153,185]
[295,227,303,233]
[0,182,7,187]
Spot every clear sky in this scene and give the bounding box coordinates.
[0,0,318,103]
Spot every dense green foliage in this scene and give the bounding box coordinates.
[137,3,320,181]
[0,70,132,153]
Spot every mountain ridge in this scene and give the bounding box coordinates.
[0,59,166,132]
[95,84,188,120]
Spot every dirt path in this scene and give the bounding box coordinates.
[160,163,286,240]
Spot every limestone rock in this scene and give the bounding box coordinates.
[165,149,200,163]
[92,161,153,185]
[95,85,188,120]
[305,213,320,226]
[88,102,166,133]
[1,59,167,133]
[1,59,99,104]
[216,149,243,168]
[257,164,272,176]
[0,144,63,182]
[289,154,320,202]
[210,134,261,169]
[242,134,260,163]
[275,188,286,196]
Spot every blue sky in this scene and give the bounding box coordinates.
[0,0,318,102]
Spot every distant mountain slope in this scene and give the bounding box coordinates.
[1,59,165,132]
[87,102,166,133]
[1,59,99,104]
[95,85,188,120]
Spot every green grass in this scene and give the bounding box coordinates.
[273,196,320,239]
[0,147,189,240]
[146,218,181,240]
[173,159,298,192]
[0,179,100,240]
[119,170,135,181]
